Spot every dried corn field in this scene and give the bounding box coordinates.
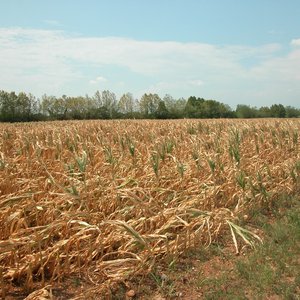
[0,119,300,298]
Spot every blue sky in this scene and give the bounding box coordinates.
[0,0,300,108]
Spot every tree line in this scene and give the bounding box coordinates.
[0,89,299,122]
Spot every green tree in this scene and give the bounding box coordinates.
[163,94,186,118]
[203,100,223,118]
[285,106,300,118]
[258,106,271,118]
[0,90,15,121]
[155,100,169,119]
[102,90,118,118]
[139,93,161,117]
[218,103,235,118]
[41,94,56,117]
[66,96,88,119]
[118,92,135,116]
[236,105,257,118]
[0,91,40,121]
[184,96,205,118]
[41,95,68,119]
[16,92,32,121]
[270,104,286,118]
[93,90,103,108]
[184,97,233,118]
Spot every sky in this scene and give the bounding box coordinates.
[0,0,300,108]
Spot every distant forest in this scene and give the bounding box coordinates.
[0,89,299,122]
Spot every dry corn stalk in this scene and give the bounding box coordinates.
[0,119,299,297]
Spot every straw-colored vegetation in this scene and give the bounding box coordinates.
[0,119,299,298]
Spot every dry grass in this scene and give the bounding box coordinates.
[0,119,299,298]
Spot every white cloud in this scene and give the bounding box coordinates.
[89,76,107,84]
[0,27,299,106]
[96,76,107,82]
[188,80,204,86]
[291,39,300,47]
